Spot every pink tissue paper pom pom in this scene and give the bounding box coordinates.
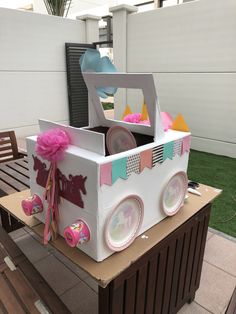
[36,128,70,162]
[123,113,142,123]
[160,112,173,131]
[123,113,150,125]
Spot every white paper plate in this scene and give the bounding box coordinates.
[105,195,144,251]
[106,126,137,155]
[161,172,188,216]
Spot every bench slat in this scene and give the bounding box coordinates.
[0,152,13,158]
[0,165,29,187]
[15,159,29,169]
[6,163,29,178]
[0,170,28,191]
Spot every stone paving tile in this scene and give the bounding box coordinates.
[24,226,44,241]
[221,305,228,314]
[177,301,211,313]
[204,234,236,277]
[9,227,28,240]
[195,261,236,314]
[34,254,81,296]
[52,250,90,281]
[208,228,236,244]
[15,232,51,263]
[206,231,214,242]
[9,224,236,314]
[61,281,98,314]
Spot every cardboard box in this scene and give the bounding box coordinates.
[25,73,191,261]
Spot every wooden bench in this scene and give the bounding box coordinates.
[0,157,29,232]
[0,131,25,163]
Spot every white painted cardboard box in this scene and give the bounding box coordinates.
[26,73,190,262]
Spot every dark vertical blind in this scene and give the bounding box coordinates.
[65,43,95,127]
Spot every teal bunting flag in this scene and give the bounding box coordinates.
[163,141,174,161]
[112,157,128,184]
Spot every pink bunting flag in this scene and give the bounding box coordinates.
[100,162,112,186]
[182,136,191,154]
[161,112,173,132]
[140,149,153,172]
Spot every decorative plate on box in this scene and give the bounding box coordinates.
[160,171,188,216]
[105,195,144,251]
[106,126,137,155]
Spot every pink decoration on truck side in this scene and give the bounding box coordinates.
[33,155,87,209]
[36,128,70,244]
[21,194,43,216]
[36,128,70,162]
[64,219,90,247]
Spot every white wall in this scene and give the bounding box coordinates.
[112,0,236,157]
[0,8,90,138]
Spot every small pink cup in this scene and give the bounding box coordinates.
[64,220,90,247]
[21,194,43,216]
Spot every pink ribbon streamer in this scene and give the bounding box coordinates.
[43,162,60,244]
[36,128,70,245]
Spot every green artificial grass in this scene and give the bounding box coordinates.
[187,150,236,238]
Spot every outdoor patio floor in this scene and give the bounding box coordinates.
[9,227,236,314]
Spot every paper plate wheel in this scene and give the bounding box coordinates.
[106,126,137,155]
[161,172,188,216]
[105,195,144,251]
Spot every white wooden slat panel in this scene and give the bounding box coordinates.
[127,0,236,72]
[191,136,236,158]
[39,119,105,155]
[152,73,236,144]
[2,120,69,139]
[0,72,69,129]
[0,8,85,71]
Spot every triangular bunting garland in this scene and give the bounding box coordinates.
[100,137,191,186]
[127,154,140,176]
[122,105,132,120]
[141,101,149,121]
[140,149,152,172]
[161,112,173,132]
[171,114,189,132]
[112,158,128,184]
[173,139,182,156]
[163,141,174,161]
[100,162,112,186]
[182,136,191,154]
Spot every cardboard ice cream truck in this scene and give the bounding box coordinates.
[23,73,191,262]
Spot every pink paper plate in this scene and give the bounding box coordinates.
[106,126,137,155]
[160,171,188,216]
[105,195,144,251]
